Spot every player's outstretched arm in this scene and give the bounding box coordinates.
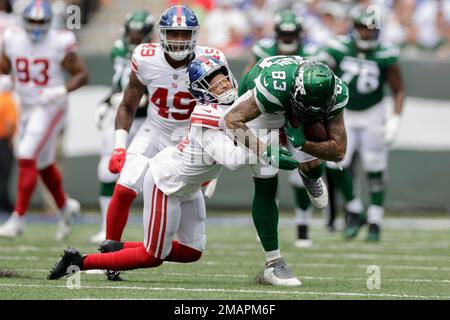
[301,113,347,162]
[114,71,146,132]
[62,52,89,92]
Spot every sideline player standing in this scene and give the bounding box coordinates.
[90,10,155,244]
[0,0,89,240]
[104,5,227,243]
[224,56,348,286]
[320,7,405,241]
[47,56,294,279]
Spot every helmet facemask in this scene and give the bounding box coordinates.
[353,23,380,50]
[23,16,51,43]
[190,65,238,105]
[160,27,198,61]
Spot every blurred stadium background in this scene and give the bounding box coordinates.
[2,0,450,215]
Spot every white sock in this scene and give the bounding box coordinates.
[346,198,363,214]
[99,196,111,230]
[265,249,282,263]
[367,205,384,225]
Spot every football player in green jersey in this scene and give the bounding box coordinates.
[91,10,154,244]
[319,7,405,241]
[243,10,316,75]
[224,56,348,286]
[243,10,321,248]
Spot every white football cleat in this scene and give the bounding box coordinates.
[0,212,25,238]
[294,239,313,248]
[89,228,106,244]
[55,198,81,241]
[302,176,328,210]
[259,258,302,287]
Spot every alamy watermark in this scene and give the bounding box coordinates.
[366,265,381,290]
[66,265,81,289]
[65,5,81,30]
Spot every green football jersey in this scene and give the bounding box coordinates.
[111,39,147,118]
[239,55,348,122]
[251,38,317,61]
[319,36,399,111]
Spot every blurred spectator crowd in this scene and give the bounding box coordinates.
[0,0,104,31]
[168,0,450,59]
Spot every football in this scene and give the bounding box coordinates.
[304,122,328,142]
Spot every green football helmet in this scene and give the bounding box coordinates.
[124,10,155,52]
[274,10,302,53]
[291,61,337,123]
[350,7,381,50]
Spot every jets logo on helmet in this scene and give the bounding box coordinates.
[188,56,238,106]
[23,0,53,43]
[291,61,337,123]
[159,5,199,61]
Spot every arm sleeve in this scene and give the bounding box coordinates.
[195,127,257,171]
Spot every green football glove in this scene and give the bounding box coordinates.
[264,144,300,170]
[285,120,306,149]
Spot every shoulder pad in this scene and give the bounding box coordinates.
[197,46,227,64]
[191,103,223,130]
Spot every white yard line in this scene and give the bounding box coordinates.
[0,283,448,299]
[11,269,450,284]
[2,255,450,271]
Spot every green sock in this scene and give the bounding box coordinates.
[327,167,355,202]
[293,186,310,210]
[368,172,385,206]
[100,182,116,197]
[252,176,279,252]
[301,163,325,180]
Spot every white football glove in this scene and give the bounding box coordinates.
[0,75,13,93]
[384,114,401,147]
[38,85,68,106]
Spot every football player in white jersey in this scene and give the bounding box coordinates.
[104,5,227,245]
[0,0,89,240]
[90,10,155,244]
[48,56,281,280]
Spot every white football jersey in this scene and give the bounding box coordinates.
[148,102,255,200]
[131,43,227,137]
[3,27,77,106]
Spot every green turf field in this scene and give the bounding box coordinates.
[0,212,449,300]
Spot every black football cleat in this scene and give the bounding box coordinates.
[98,240,124,281]
[99,240,124,253]
[48,247,84,280]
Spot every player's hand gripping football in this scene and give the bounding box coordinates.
[285,119,306,149]
[108,148,126,173]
